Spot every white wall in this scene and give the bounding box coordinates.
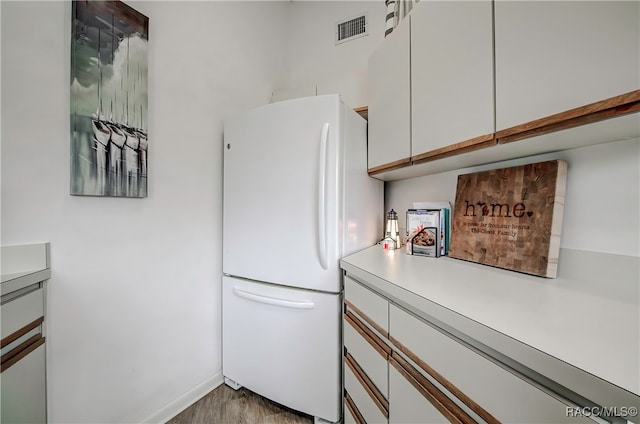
[1,1,288,423]
[276,0,386,107]
[385,138,640,257]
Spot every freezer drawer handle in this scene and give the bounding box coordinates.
[233,287,315,309]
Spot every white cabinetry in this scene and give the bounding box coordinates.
[368,1,495,174]
[1,344,47,424]
[1,243,51,424]
[342,254,635,424]
[367,17,411,171]
[389,305,593,424]
[494,0,640,131]
[343,276,389,423]
[367,0,639,181]
[388,365,446,424]
[411,0,494,161]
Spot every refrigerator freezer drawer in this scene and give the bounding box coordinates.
[222,276,342,422]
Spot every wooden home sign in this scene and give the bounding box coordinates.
[449,160,568,278]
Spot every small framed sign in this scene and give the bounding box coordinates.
[449,160,568,278]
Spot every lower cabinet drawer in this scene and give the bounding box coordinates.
[345,359,388,424]
[344,314,389,398]
[1,288,44,340]
[344,276,388,335]
[389,363,450,424]
[389,305,594,423]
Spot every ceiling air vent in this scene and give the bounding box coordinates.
[336,14,368,45]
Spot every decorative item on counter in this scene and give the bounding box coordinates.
[449,160,567,278]
[407,225,439,257]
[385,209,401,249]
[406,209,441,257]
[406,209,440,255]
[413,201,451,256]
[382,235,396,250]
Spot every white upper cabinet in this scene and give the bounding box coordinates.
[411,0,494,156]
[495,1,640,131]
[367,0,639,180]
[368,17,411,171]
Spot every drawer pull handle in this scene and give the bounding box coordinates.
[345,352,389,418]
[344,390,367,424]
[344,310,391,358]
[345,299,388,338]
[1,335,45,373]
[391,353,479,424]
[1,316,44,349]
[390,336,500,424]
[233,288,315,309]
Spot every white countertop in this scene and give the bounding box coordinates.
[341,245,640,407]
[2,269,49,284]
[1,243,51,296]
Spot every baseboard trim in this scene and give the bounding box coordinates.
[141,372,224,424]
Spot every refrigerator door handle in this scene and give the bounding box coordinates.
[318,122,329,270]
[233,287,315,309]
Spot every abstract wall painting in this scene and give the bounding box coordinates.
[71,1,149,197]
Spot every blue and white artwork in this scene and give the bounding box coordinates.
[71,0,149,197]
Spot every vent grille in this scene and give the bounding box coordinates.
[336,15,368,44]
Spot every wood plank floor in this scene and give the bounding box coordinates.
[167,384,314,424]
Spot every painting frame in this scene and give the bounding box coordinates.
[70,0,149,198]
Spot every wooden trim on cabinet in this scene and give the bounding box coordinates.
[345,390,367,424]
[412,133,497,165]
[354,106,369,120]
[366,90,639,178]
[368,157,412,176]
[1,316,44,349]
[496,89,640,144]
[390,353,478,424]
[1,334,40,364]
[345,299,389,339]
[345,352,389,418]
[1,335,45,373]
[390,335,500,424]
[344,309,392,359]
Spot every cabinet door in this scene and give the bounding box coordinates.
[495,1,640,130]
[1,343,47,424]
[389,305,594,424]
[368,17,411,171]
[411,0,494,156]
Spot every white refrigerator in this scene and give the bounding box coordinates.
[222,95,383,423]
